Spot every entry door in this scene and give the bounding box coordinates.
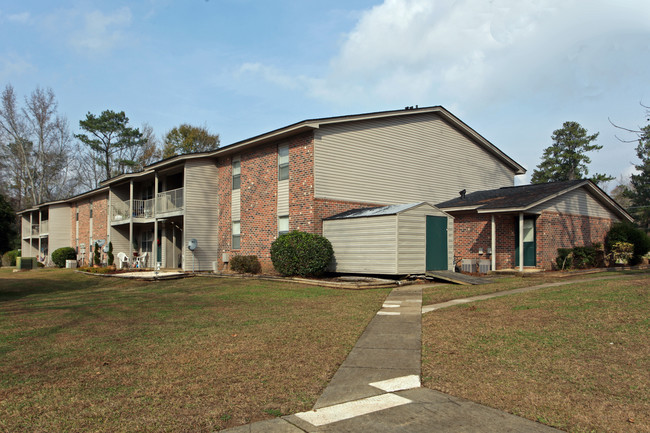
[515,217,536,267]
[426,216,448,271]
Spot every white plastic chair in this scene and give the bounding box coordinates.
[138,252,148,268]
[117,252,129,269]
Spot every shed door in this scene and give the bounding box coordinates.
[426,216,448,271]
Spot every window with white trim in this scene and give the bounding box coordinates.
[232,221,241,249]
[278,144,289,181]
[278,215,289,235]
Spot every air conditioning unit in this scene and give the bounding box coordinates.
[478,259,491,274]
[461,259,476,273]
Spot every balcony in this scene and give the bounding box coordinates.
[156,188,183,215]
[133,199,154,219]
[111,188,183,223]
[40,220,48,235]
[31,224,39,236]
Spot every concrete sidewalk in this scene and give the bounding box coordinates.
[222,285,562,433]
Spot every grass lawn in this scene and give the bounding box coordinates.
[0,268,390,432]
[422,271,650,433]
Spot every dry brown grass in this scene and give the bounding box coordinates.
[0,268,390,432]
[422,271,650,433]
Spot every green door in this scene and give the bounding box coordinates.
[426,216,448,271]
[515,217,536,267]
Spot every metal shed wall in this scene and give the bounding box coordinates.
[323,215,398,274]
[396,205,454,273]
[323,203,453,275]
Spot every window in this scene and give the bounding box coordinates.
[141,231,153,253]
[232,158,241,190]
[278,145,289,181]
[89,202,93,219]
[232,221,241,249]
[278,215,289,235]
[76,207,79,221]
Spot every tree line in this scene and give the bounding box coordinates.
[0,84,219,212]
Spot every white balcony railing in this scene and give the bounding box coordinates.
[31,224,39,236]
[133,198,154,218]
[156,188,183,214]
[111,199,130,222]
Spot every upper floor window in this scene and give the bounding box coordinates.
[278,145,289,181]
[232,158,241,190]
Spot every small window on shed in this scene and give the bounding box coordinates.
[278,215,289,235]
[232,158,241,190]
[232,221,241,249]
[278,145,289,181]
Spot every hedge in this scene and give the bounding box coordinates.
[52,247,77,268]
[270,231,333,277]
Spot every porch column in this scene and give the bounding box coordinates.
[30,212,34,257]
[518,212,524,272]
[153,173,158,267]
[38,211,42,260]
[129,180,134,254]
[491,214,496,271]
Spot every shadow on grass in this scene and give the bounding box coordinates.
[0,270,113,302]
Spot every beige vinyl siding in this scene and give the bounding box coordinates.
[277,179,289,215]
[184,159,219,271]
[530,188,618,219]
[48,204,71,260]
[314,113,515,205]
[397,205,454,273]
[323,216,397,274]
[110,226,130,262]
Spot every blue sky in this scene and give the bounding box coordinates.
[1,0,649,188]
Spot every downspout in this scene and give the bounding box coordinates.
[491,214,496,271]
[518,212,524,272]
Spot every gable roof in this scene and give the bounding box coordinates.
[324,202,427,220]
[436,180,633,222]
[211,106,526,175]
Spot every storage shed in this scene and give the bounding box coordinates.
[323,202,454,275]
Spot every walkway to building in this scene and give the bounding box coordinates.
[222,283,566,432]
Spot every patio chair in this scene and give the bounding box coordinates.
[138,252,148,268]
[117,252,130,269]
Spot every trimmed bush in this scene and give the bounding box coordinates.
[1,249,20,267]
[606,222,650,265]
[107,242,114,266]
[270,231,333,277]
[230,255,262,274]
[52,247,77,268]
[93,243,101,266]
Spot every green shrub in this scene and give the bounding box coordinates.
[1,249,20,267]
[556,248,573,270]
[270,231,333,277]
[230,255,262,274]
[606,222,650,265]
[609,241,634,265]
[107,242,114,266]
[93,243,100,266]
[556,245,601,270]
[51,247,77,268]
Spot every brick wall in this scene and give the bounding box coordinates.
[536,211,614,269]
[452,211,616,271]
[70,193,108,266]
[452,212,517,270]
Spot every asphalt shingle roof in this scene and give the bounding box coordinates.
[436,180,587,210]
